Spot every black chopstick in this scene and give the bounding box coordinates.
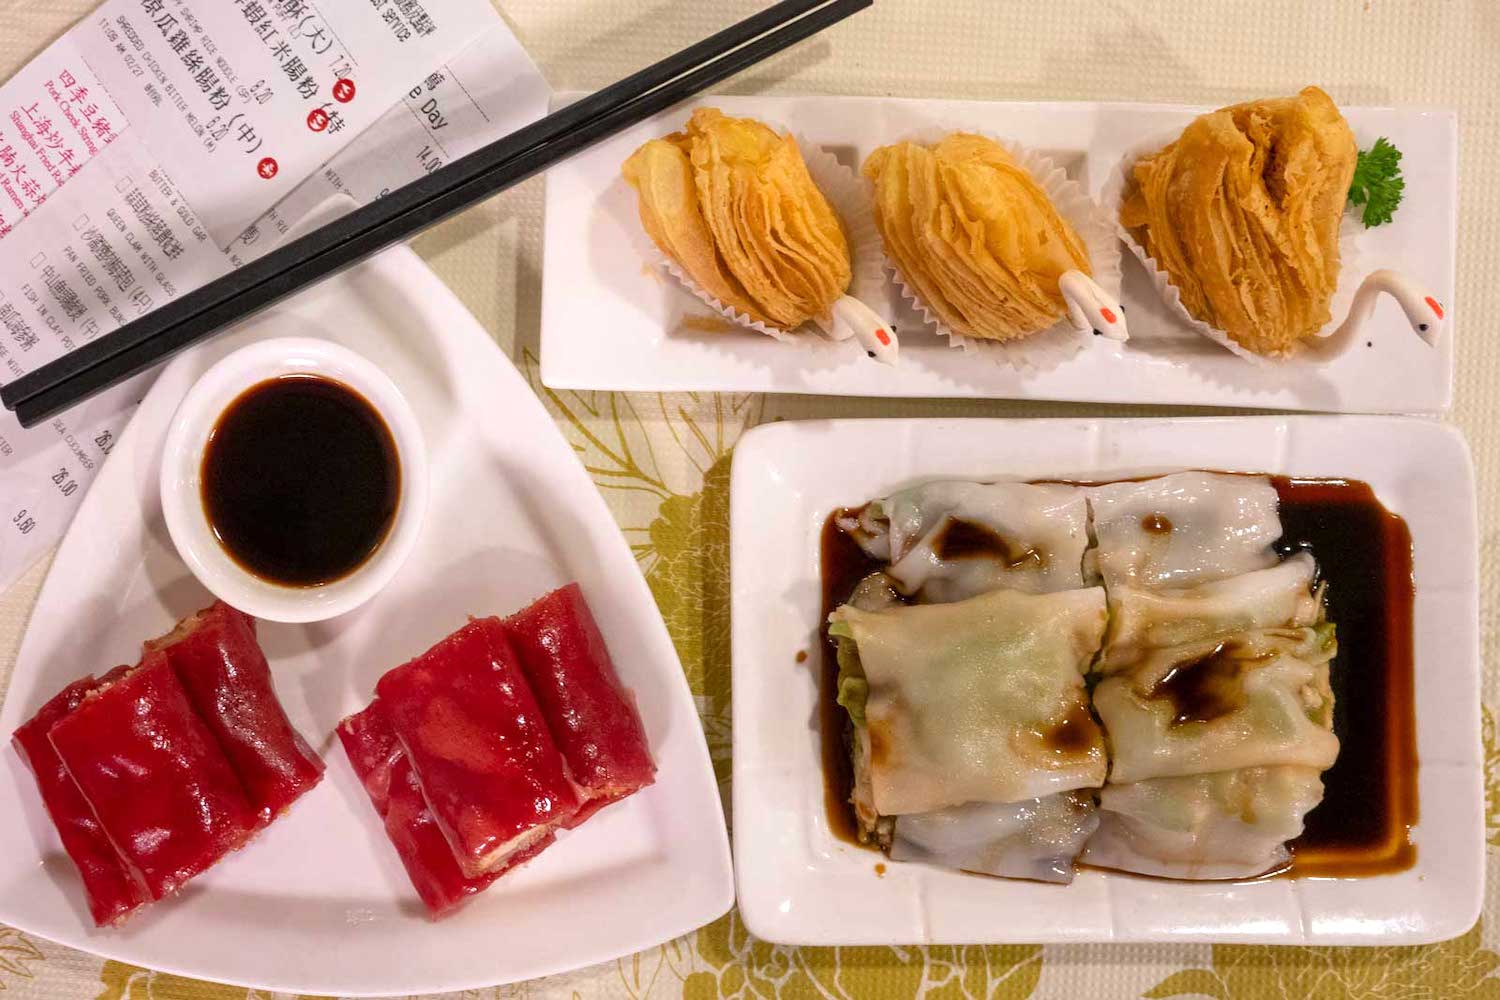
[2,0,871,428]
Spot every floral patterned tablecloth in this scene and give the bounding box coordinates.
[3,1,1500,997]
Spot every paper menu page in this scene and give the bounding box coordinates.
[0,37,125,240]
[245,21,552,250]
[0,21,551,594]
[72,0,501,248]
[0,131,237,586]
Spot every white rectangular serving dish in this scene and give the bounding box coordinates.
[729,416,1480,945]
[541,94,1455,413]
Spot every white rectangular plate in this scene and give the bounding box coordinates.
[729,415,1480,945]
[0,211,732,995]
[542,94,1455,413]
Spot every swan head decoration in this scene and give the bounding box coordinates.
[1306,268,1445,359]
[820,295,899,365]
[1059,270,1129,342]
[814,268,1130,367]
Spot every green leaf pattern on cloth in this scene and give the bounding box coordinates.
[0,928,44,989]
[1142,921,1500,999]
[679,910,1042,999]
[95,961,287,1000]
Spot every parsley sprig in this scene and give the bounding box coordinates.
[1347,137,1405,228]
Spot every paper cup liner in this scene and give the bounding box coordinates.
[1101,129,1366,367]
[630,127,886,346]
[874,129,1124,371]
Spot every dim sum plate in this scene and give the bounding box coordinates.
[0,229,732,993]
[730,416,1480,944]
[542,93,1455,413]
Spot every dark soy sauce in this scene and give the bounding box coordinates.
[1039,702,1102,756]
[931,518,1044,568]
[1271,476,1417,877]
[1141,513,1173,535]
[819,510,884,846]
[202,374,400,587]
[1149,641,1259,727]
[817,477,1418,877]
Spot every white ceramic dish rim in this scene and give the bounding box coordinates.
[728,415,1481,946]
[159,336,429,623]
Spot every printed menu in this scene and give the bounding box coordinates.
[0,9,552,592]
[0,40,123,239]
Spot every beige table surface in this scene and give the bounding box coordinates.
[2,1,1499,997]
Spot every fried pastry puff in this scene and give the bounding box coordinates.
[862,133,1092,343]
[622,108,851,331]
[1120,86,1357,357]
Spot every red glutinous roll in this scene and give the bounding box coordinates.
[11,670,150,926]
[376,618,578,877]
[48,652,258,900]
[338,700,554,918]
[145,601,323,823]
[504,584,656,825]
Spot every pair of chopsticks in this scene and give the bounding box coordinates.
[1,0,872,428]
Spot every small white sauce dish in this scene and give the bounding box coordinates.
[160,337,428,623]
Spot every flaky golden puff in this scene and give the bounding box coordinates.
[621,108,851,331]
[1120,86,1358,357]
[862,133,1092,342]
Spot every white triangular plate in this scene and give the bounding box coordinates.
[0,233,731,994]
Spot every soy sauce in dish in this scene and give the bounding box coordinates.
[201,374,399,587]
[818,508,885,846]
[931,517,1044,568]
[817,477,1418,879]
[1270,476,1417,877]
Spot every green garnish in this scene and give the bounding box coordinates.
[827,616,869,727]
[1316,621,1338,653]
[837,676,869,728]
[1347,137,1405,228]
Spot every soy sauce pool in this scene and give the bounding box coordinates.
[202,374,400,587]
[817,476,1417,878]
[819,509,885,845]
[1270,476,1417,877]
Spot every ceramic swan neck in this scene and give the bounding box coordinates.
[1310,269,1445,357]
[1058,270,1129,342]
[820,294,899,364]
